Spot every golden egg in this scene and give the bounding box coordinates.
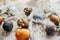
[15,29,30,40]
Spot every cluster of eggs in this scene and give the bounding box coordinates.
[16,19,30,40]
[45,14,60,36]
[16,8,31,40]
[0,17,30,40]
[0,7,31,40]
[15,19,30,40]
[0,8,60,39]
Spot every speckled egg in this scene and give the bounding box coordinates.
[17,19,29,29]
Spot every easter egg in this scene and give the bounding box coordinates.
[15,29,30,40]
[50,15,59,26]
[3,21,13,32]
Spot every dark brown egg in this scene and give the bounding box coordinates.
[50,15,59,26]
[24,8,32,16]
[45,27,55,36]
[17,19,29,29]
